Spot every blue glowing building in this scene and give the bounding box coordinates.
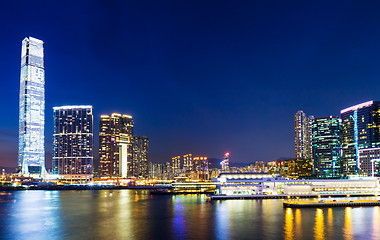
[341,101,380,175]
[18,37,46,176]
[312,116,342,178]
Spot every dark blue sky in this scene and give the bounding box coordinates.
[1,0,380,168]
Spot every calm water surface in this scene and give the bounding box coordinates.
[0,190,379,240]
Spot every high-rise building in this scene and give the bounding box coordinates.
[18,36,46,176]
[99,114,134,178]
[307,116,315,158]
[52,106,93,181]
[163,162,172,180]
[294,111,313,160]
[341,101,380,175]
[149,163,164,179]
[171,156,181,177]
[132,136,149,179]
[312,117,341,178]
[221,152,230,172]
[192,156,208,180]
[183,154,193,172]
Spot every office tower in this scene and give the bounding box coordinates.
[312,117,341,178]
[294,111,313,160]
[132,136,149,179]
[18,36,46,176]
[52,106,93,180]
[99,114,134,178]
[341,101,380,175]
[221,152,230,172]
[171,156,181,177]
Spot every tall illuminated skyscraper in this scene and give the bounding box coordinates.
[307,115,314,158]
[312,116,341,178]
[183,154,193,172]
[221,152,230,172]
[171,156,181,177]
[132,136,149,179]
[341,101,380,175]
[99,114,134,177]
[18,37,46,176]
[52,106,93,179]
[294,111,313,160]
[193,156,208,180]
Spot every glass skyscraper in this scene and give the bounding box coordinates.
[312,116,341,178]
[18,37,46,176]
[341,101,380,175]
[52,106,93,176]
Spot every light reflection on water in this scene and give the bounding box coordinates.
[284,208,294,240]
[344,207,353,240]
[314,208,325,240]
[0,191,379,239]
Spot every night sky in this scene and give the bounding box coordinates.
[1,1,380,168]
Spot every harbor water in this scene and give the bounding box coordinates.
[0,190,379,240]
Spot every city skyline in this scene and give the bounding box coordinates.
[2,3,380,240]
[3,1,380,168]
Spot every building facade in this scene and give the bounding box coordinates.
[312,116,342,178]
[119,133,132,178]
[221,152,230,172]
[99,114,134,177]
[183,154,193,173]
[192,157,208,180]
[18,36,46,176]
[171,156,181,177]
[358,148,380,177]
[341,101,380,175]
[149,163,164,179]
[52,106,93,177]
[132,136,149,179]
[294,111,313,160]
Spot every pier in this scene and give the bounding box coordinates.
[283,199,380,208]
[209,193,377,200]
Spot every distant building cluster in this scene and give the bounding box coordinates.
[267,158,313,178]
[229,161,266,174]
[148,153,267,181]
[149,154,211,181]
